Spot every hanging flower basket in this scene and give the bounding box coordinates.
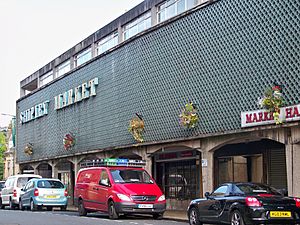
[63,133,76,150]
[128,114,145,143]
[179,102,199,128]
[258,85,285,124]
[24,143,33,155]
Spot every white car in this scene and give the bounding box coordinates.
[0,174,41,209]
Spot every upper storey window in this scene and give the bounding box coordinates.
[157,0,198,22]
[75,48,92,67]
[56,60,71,78]
[40,71,53,87]
[97,32,119,55]
[123,11,151,40]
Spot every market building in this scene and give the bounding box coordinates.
[16,0,300,210]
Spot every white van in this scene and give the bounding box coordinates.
[0,174,41,209]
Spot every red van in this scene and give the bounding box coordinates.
[74,159,166,219]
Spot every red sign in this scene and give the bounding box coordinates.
[241,104,300,127]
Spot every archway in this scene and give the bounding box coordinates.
[152,146,201,210]
[55,160,75,204]
[19,164,34,174]
[37,163,52,178]
[214,139,286,191]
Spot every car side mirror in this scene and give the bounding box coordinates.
[205,192,210,198]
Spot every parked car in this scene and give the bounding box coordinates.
[74,158,166,219]
[187,182,300,225]
[0,174,42,209]
[19,178,68,211]
[0,180,5,207]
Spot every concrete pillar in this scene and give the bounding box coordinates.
[151,6,157,26]
[201,150,214,195]
[287,143,300,197]
[91,42,97,58]
[118,26,123,44]
[20,88,26,97]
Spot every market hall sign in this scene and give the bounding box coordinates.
[54,77,98,110]
[241,104,300,128]
[20,101,50,124]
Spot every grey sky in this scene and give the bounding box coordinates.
[0,0,143,127]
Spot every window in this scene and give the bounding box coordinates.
[96,32,119,55]
[110,169,153,184]
[75,48,92,67]
[211,185,228,197]
[157,0,198,22]
[37,180,64,189]
[123,11,151,40]
[40,71,53,87]
[56,60,70,78]
[99,170,110,186]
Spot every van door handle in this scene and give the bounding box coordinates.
[93,187,99,191]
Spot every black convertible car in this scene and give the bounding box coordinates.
[187,182,300,225]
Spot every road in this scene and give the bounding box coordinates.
[0,209,188,225]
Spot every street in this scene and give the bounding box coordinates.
[0,209,188,225]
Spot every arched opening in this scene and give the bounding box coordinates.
[19,164,34,174]
[214,139,287,191]
[152,146,201,210]
[37,163,52,178]
[55,160,75,204]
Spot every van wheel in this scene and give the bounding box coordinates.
[78,200,87,216]
[153,213,163,220]
[108,201,119,219]
[60,205,67,211]
[9,199,15,210]
[0,198,4,209]
[30,200,37,211]
[19,199,24,211]
[46,206,53,211]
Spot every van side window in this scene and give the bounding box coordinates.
[99,170,110,186]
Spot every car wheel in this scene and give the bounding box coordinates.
[153,213,163,220]
[19,199,24,211]
[78,200,87,216]
[108,201,119,219]
[189,207,202,225]
[60,205,67,211]
[0,198,4,209]
[231,210,245,225]
[30,200,37,211]
[9,199,15,210]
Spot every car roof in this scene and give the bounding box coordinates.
[8,174,41,178]
[79,166,144,172]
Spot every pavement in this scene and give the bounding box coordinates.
[67,205,188,222]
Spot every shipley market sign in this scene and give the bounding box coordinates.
[241,104,300,128]
[20,77,98,124]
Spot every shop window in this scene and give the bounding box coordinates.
[157,0,198,23]
[123,11,151,40]
[156,159,199,200]
[217,155,264,185]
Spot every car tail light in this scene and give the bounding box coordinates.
[294,198,300,208]
[64,190,68,197]
[13,189,17,197]
[34,188,39,197]
[245,197,262,207]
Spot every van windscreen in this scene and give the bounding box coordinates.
[17,177,37,188]
[110,169,154,184]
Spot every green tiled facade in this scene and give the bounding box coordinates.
[17,0,300,162]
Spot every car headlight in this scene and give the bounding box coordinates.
[157,195,165,201]
[117,193,132,201]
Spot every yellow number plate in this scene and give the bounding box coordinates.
[270,211,291,218]
[45,195,58,199]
